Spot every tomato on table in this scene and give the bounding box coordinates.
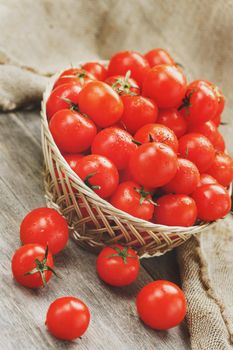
[145,48,174,67]
[49,109,97,154]
[157,108,187,138]
[134,123,178,153]
[107,50,150,86]
[20,208,69,255]
[129,142,178,188]
[53,68,95,90]
[74,154,119,198]
[78,81,124,128]
[136,280,186,330]
[46,297,90,340]
[178,133,215,173]
[11,244,55,288]
[162,158,200,195]
[110,181,155,221]
[142,64,187,108]
[206,151,233,187]
[91,127,137,170]
[153,194,197,227]
[82,61,107,81]
[96,245,140,286]
[179,80,218,125]
[46,83,81,121]
[192,184,231,221]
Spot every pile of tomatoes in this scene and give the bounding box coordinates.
[46,48,233,227]
[11,207,186,340]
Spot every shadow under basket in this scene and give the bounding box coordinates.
[41,62,231,258]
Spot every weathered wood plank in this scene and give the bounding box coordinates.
[0,111,190,350]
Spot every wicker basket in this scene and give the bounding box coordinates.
[41,61,229,258]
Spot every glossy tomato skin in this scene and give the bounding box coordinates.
[105,75,140,95]
[110,181,154,221]
[78,81,124,128]
[20,208,69,255]
[153,194,197,226]
[74,154,119,198]
[192,184,231,221]
[179,80,218,125]
[197,174,218,187]
[189,121,225,152]
[163,158,200,195]
[211,85,225,119]
[214,131,225,152]
[129,142,178,188]
[82,62,107,81]
[136,280,186,330]
[11,244,54,288]
[46,83,81,121]
[178,133,215,173]
[107,51,150,86]
[207,152,233,187]
[96,245,140,286]
[157,108,187,138]
[49,110,96,154]
[53,68,95,90]
[46,297,90,340]
[121,95,158,134]
[91,127,137,170]
[134,123,178,153]
[142,64,187,108]
[64,154,84,170]
[145,48,174,67]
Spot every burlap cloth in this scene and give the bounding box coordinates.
[1,1,233,348]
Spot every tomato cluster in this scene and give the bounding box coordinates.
[11,208,186,339]
[47,49,232,226]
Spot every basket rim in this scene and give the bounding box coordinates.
[40,60,232,234]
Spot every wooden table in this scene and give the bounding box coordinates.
[0,111,190,350]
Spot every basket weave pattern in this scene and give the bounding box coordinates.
[41,62,216,258]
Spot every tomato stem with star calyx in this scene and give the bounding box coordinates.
[60,97,80,112]
[84,173,101,190]
[134,186,157,206]
[178,89,195,112]
[111,70,138,96]
[23,245,59,287]
[132,139,142,146]
[108,246,137,264]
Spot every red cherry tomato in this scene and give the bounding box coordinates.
[197,174,218,187]
[178,133,215,173]
[192,184,231,221]
[157,108,187,138]
[96,245,140,286]
[214,131,225,152]
[46,83,81,121]
[53,68,95,89]
[11,244,54,288]
[129,142,178,188]
[20,208,69,255]
[145,48,175,67]
[207,151,233,187]
[91,127,137,170]
[179,80,218,125]
[212,113,221,127]
[163,158,200,195]
[121,95,158,134]
[107,50,150,86]
[74,154,119,198]
[153,194,197,226]
[142,64,187,108]
[46,297,90,340]
[119,166,135,182]
[136,280,186,330]
[82,62,107,81]
[211,85,225,120]
[110,181,155,220]
[134,123,178,153]
[105,74,140,95]
[49,109,97,154]
[78,81,123,128]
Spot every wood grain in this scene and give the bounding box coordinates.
[0,111,190,350]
